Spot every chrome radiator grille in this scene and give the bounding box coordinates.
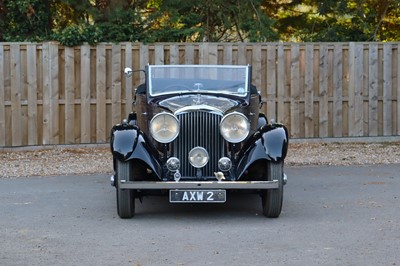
[172,111,225,177]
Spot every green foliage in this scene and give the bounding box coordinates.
[1,0,400,43]
[53,24,101,46]
[273,0,400,42]
[94,7,142,43]
[2,0,52,41]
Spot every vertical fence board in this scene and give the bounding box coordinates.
[125,43,133,116]
[170,44,179,65]
[304,44,314,137]
[42,43,50,144]
[368,44,378,136]
[290,45,300,137]
[10,44,22,146]
[96,44,106,142]
[348,43,356,136]
[208,44,218,65]
[348,43,364,136]
[42,43,60,145]
[140,44,149,83]
[319,44,329,137]
[223,44,232,65]
[111,44,122,126]
[155,44,164,65]
[398,44,400,135]
[184,44,194,65]
[333,44,343,137]
[51,43,60,144]
[64,47,75,143]
[354,44,364,136]
[27,44,38,145]
[383,43,393,135]
[80,45,91,143]
[276,44,285,124]
[252,45,262,90]
[0,45,4,146]
[266,45,276,120]
[199,43,209,64]
[238,44,247,65]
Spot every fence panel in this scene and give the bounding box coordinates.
[0,42,399,147]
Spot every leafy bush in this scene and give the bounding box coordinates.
[53,24,102,46]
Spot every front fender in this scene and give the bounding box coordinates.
[237,124,288,179]
[110,124,162,178]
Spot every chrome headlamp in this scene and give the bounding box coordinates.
[220,112,250,143]
[188,147,209,168]
[150,113,179,143]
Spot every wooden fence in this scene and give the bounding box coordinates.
[0,42,399,147]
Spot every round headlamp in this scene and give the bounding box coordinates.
[220,112,250,143]
[188,147,209,168]
[150,113,179,143]
[218,157,232,172]
[166,157,180,172]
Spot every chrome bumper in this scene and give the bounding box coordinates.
[117,180,279,190]
[111,173,287,189]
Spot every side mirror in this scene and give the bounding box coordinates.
[258,92,264,109]
[124,67,133,78]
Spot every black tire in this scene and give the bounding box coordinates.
[261,161,284,218]
[116,160,135,218]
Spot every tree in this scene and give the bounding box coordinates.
[266,0,400,42]
[1,0,53,41]
[1,0,400,44]
[146,0,278,42]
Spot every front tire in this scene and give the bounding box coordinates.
[261,161,284,218]
[116,160,135,218]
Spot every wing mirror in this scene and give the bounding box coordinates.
[124,67,133,78]
[258,91,264,109]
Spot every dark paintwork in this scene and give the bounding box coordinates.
[111,65,288,182]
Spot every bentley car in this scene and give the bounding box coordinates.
[110,64,289,218]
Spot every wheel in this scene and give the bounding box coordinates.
[261,161,284,218]
[116,160,135,218]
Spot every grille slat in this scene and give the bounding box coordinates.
[173,111,225,178]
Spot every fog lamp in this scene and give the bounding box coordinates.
[166,157,180,172]
[218,157,232,172]
[188,147,209,168]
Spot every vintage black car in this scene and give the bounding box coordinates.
[110,64,288,218]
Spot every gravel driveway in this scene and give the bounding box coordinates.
[1,141,399,178]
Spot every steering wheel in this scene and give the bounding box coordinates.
[163,84,192,92]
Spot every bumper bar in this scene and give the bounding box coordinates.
[118,180,279,190]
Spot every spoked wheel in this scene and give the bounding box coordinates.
[261,161,284,218]
[116,160,135,218]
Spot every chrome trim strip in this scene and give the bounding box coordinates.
[174,105,223,116]
[119,180,279,189]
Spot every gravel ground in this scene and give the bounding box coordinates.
[1,141,399,178]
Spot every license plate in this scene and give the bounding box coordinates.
[169,190,226,203]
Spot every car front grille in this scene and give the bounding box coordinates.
[172,111,226,178]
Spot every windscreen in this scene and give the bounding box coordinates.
[148,65,249,97]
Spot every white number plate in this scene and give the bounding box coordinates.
[169,190,226,203]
